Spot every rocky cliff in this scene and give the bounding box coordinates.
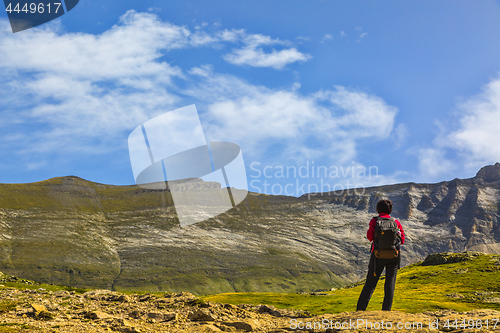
[0,163,499,294]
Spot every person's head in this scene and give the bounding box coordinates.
[376,199,393,214]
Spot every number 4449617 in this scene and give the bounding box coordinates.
[443,318,499,330]
[6,2,62,14]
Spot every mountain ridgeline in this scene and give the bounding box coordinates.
[0,163,499,294]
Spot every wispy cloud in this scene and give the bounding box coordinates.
[0,11,397,172]
[186,67,398,164]
[417,74,500,180]
[223,47,311,69]
[221,31,311,69]
[321,34,333,43]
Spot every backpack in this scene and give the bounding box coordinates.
[373,216,401,259]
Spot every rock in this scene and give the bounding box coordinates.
[109,318,141,333]
[31,303,46,315]
[483,297,500,303]
[256,304,280,316]
[155,298,174,305]
[108,294,131,302]
[188,308,217,321]
[225,319,260,331]
[83,289,119,300]
[475,163,500,183]
[417,194,434,212]
[146,312,175,322]
[86,310,114,320]
[198,324,222,332]
[422,251,482,266]
[128,310,143,319]
[30,303,54,319]
[53,290,70,297]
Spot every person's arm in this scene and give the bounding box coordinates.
[395,219,405,245]
[367,218,376,242]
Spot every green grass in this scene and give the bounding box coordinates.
[0,300,16,313]
[203,253,500,315]
[0,323,38,332]
[0,274,90,294]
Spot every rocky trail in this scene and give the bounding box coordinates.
[1,282,500,332]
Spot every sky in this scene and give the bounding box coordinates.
[1,0,500,196]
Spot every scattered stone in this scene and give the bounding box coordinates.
[31,303,54,320]
[445,293,464,299]
[483,297,500,303]
[108,294,131,302]
[83,289,120,300]
[146,311,175,322]
[188,308,217,321]
[128,310,143,319]
[31,303,47,315]
[225,319,260,331]
[453,268,469,274]
[86,310,114,320]
[198,324,222,332]
[53,290,70,297]
[422,251,482,266]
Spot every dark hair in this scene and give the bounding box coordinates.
[376,199,393,214]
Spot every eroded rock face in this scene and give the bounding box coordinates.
[475,163,500,183]
[0,165,499,293]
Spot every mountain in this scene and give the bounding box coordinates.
[0,163,499,294]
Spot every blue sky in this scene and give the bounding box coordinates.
[1,0,500,195]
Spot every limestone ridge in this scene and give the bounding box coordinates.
[0,164,499,294]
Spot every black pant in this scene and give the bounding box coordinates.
[356,253,399,311]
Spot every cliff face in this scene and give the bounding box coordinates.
[0,164,499,294]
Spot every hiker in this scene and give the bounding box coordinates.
[356,199,405,311]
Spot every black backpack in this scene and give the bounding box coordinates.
[373,216,401,259]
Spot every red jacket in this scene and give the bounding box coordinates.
[367,213,405,252]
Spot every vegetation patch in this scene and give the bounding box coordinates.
[204,252,500,315]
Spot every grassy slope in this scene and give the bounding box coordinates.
[203,252,500,314]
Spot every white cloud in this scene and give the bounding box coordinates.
[418,148,455,179]
[394,123,409,149]
[360,32,368,38]
[321,34,333,43]
[417,75,500,180]
[0,11,190,156]
[0,11,188,80]
[0,11,396,174]
[0,11,313,160]
[186,68,398,164]
[447,76,500,164]
[223,46,311,69]
[221,31,310,69]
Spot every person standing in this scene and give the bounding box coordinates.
[356,199,405,311]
